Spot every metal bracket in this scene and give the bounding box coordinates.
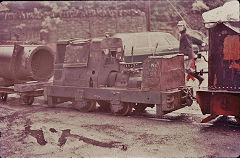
[110,91,121,105]
[110,91,122,113]
[75,89,84,101]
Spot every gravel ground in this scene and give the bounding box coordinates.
[0,94,239,158]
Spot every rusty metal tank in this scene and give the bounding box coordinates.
[0,44,54,83]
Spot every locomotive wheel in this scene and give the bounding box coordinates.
[0,93,8,102]
[22,96,34,105]
[84,100,96,112]
[97,100,111,112]
[111,102,132,116]
[73,100,96,112]
[134,103,148,113]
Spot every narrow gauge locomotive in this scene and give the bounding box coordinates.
[197,2,240,123]
[45,37,193,117]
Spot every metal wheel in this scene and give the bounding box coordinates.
[134,103,148,113]
[111,102,133,116]
[73,100,96,112]
[97,100,111,112]
[0,93,8,102]
[22,96,34,105]
[84,100,96,112]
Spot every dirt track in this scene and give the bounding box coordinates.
[0,95,240,158]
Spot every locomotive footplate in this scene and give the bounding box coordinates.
[46,85,193,117]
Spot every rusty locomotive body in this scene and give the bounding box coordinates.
[45,37,193,116]
[196,21,240,123]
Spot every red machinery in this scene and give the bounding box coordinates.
[196,6,240,123]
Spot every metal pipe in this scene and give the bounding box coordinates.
[0,44,54,82]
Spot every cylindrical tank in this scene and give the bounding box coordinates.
[0,44,54,82]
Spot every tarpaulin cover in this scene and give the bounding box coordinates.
[202,1,239,29]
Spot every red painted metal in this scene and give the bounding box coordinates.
[235,117,240,123]
[186,59,196,82]
[197,91,240,123]
[196,91,211,115]
[211,93,240,116]
[235,116,240,123]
